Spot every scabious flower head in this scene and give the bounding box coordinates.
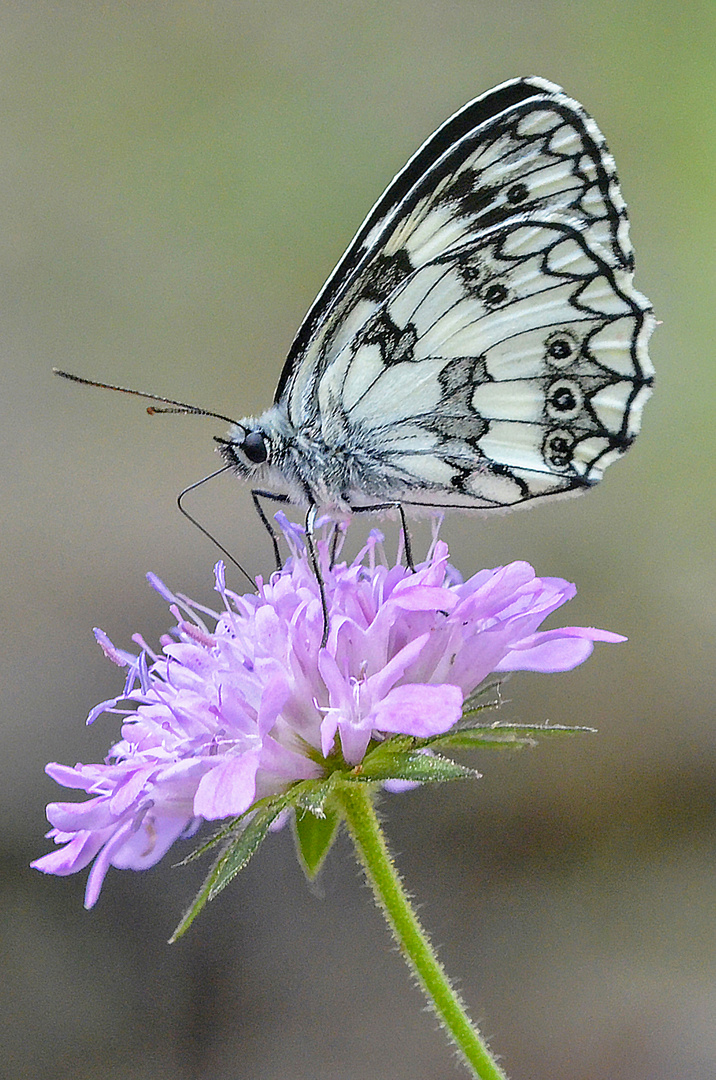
[33,518,624,906]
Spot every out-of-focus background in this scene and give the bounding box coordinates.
[3,3,714,1078]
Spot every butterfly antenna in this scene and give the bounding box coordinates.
[53,369,239,426]
[177,468,256,590]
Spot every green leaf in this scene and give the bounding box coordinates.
[294,803,341,880]
[169,793,293,942]
[422,728,538,751]
[358,749,478,784]
[421,721,596,753]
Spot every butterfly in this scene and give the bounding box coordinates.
[56,76,654,624]
[217,75,654,556]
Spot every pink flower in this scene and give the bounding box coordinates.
[33,520,623,906]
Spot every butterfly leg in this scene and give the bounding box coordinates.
[397,503,415,572]
[251,489,291,570]
[348,501,415,572]
[304,504,330,648]
[328,522,343,569]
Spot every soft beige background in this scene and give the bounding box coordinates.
[3,3,715,1078]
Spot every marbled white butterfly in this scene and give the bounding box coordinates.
[219,76,654,543]
[56,76,654,607]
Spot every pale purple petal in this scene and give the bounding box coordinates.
[111,811,194,871]
[496,627,627,672]
[45,797,116,833]
[336,722,373,766]
[366,634,431,702]
[369,684,463,737]
[84,818,140,908]
[31,830,107,877]
[193,752,261,819]
[319,710,341,759]
[45,762,104,790]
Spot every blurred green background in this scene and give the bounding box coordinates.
[3,2,714,1078]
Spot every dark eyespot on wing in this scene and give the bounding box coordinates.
[506,182,529,204]
[482,282,509,307]
[546,380,582,419]
[543,428,576,470]
[545,331,579,364]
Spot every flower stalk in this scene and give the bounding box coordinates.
[336,780,508,1080]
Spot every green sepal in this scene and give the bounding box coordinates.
[358,748,478,784]
[294,780,334,818]
[172,813,249,866]
[420,726,537,752]
[169,716,595,940]
[170,787,301,942]
[294,802,341,880]
[419,721,596,753]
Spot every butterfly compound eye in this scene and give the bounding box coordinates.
[243,430,269,464]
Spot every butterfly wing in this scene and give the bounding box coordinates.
[271,77,653,510]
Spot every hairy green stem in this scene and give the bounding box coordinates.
[334,781,508,1080]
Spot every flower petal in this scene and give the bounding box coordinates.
[369,684,463,737]
[193,752,261,819]
[496,627,627,672]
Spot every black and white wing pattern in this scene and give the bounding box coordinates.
[224,77,654,513]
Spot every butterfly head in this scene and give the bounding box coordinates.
[216,420,271,478]
[215,408,310,505]
[212,414,274,479]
